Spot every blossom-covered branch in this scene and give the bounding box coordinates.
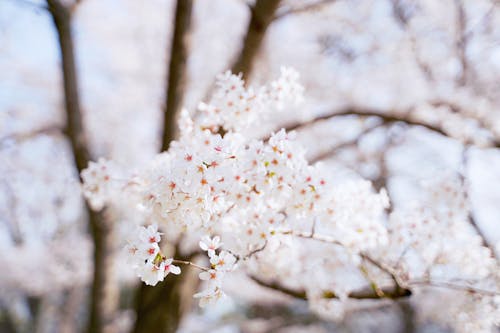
[81,68,500,333]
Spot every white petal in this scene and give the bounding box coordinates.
[170,265,181,275]
[199,241,208,251]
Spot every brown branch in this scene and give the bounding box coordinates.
[430,100,499,144]
[161,0,193,151]
[46,1,117,332]
[231,0,282,79]
[250,275,307,299]
[407,279,499,296]
[200,0,281,104]
[309,122,385,163]
[274,0,336,20]
[0,125,63,147]
[279,230,411,296]
[250,275,411,301]
[389,0,435,82]
[252,229,499,301]
[274,108,500,148]
[455,0,468,86]
[280,108,445,137]
[1,181,23,245]
[133,3,195,332]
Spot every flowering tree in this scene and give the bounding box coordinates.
[82,68,500,333]
[2,0,500,333]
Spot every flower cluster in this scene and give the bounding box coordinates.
[378,176,496,281]
[126,224,180,286]
[194,236,237,307]
[81,158,117,210]
[81,69,392,305]
[197,66,303,133]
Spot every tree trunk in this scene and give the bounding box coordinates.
[47,1,118,332]
[161,0,193,151]
[231,0,282,79]
[132,250,197,333]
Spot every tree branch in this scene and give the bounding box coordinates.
[274,0,336,20]
[46,1,117,332]
[0,125,63,148]
[278,229,412,297]
[250,274,411,301]
[309,122,385,163]
[133,3,195,332]
[161,0,193,151]
[231,0,282,79]
[252,229,499,302]
[459,146,499,262]
[280,108,444,137]
[454,0,468,86]
[275,107,500,148]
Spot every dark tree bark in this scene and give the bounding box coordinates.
[231,0,282,79]
[47,1,117,332]
[161,0,193,151]
[132,2,194,333]
[132,250,194,333]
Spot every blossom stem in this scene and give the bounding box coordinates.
[172,259,210,272]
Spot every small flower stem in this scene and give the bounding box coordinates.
[172,259,210,271]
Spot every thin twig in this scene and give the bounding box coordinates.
[407,279,500,296]
[0,125,63,148]
[455,0,468,86]
[274,0,336,20]
[172,259,209,272]
[8,0,48,10]
[458,146,499,262]
[309,122,385,163]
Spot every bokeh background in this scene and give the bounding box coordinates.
[1,0,499,332]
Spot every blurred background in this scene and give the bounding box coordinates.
[1,0,499,332]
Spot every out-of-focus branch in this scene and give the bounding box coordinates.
[278,230,412,297]
[250,274,411,301]
[1,181,23,245]
[253,229,499,301]
[459,146,499,262]
[389,0,435,82]
[0,125,63,148]
[231,0,282,79]
[274,0,336,20]
[280,108,445,137]
[455,0,468,86]
[309,122,385,163]
[9,0,48,10]
[407,279,499,296]
[161,0,193,151]
[276,108,500,148]
[46,1,117,332]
